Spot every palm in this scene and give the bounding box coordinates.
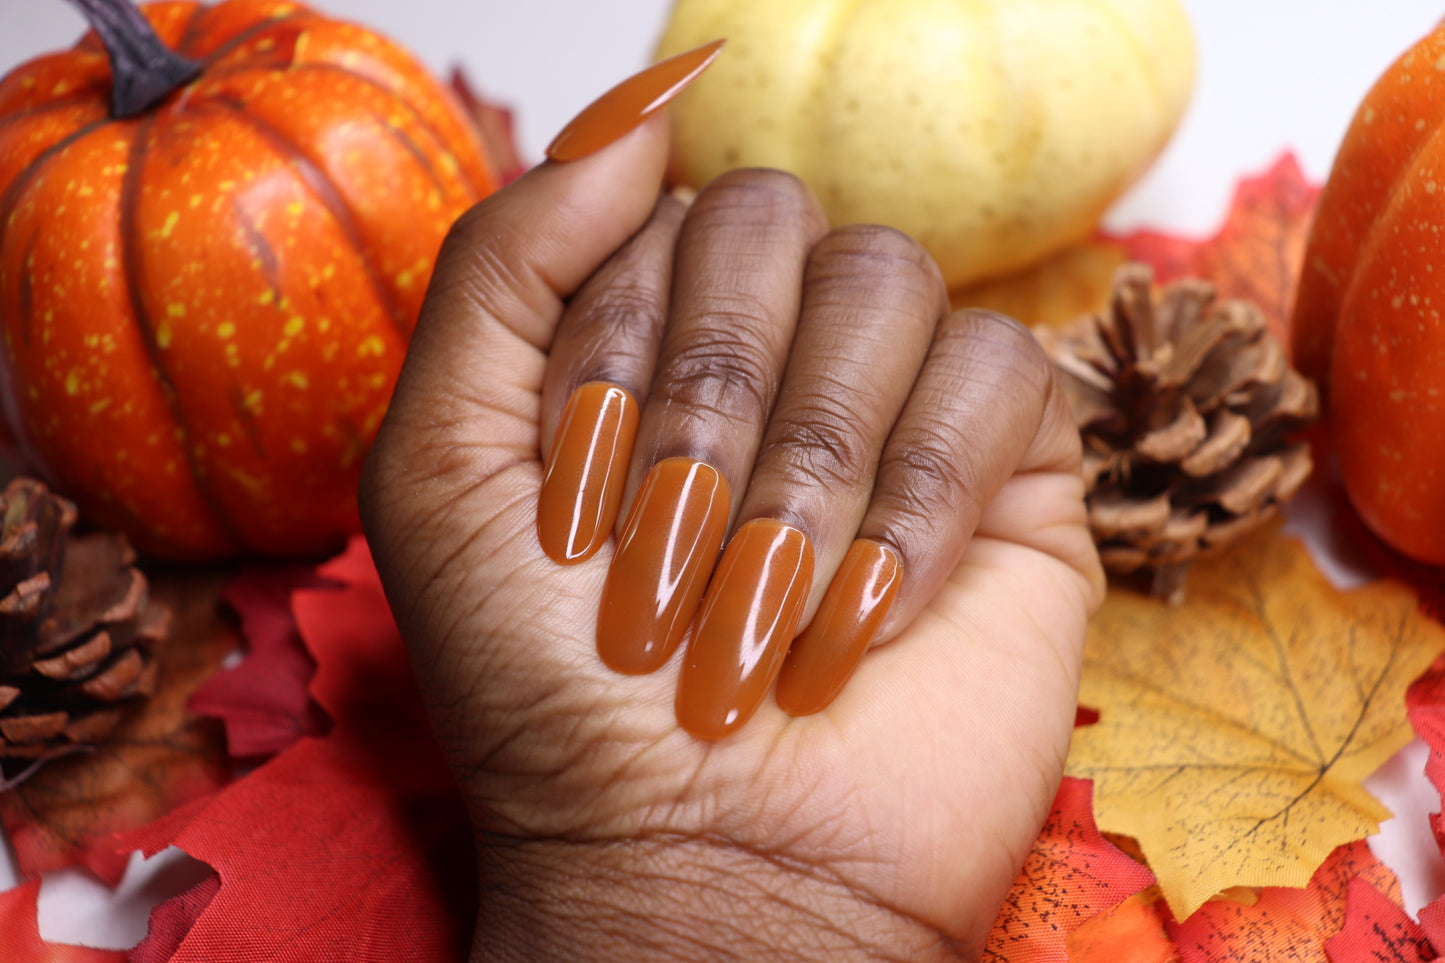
[370,424,1094,949]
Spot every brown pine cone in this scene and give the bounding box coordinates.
[1038,263,1319,599]
[0,477,169,782]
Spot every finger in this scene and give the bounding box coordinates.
[360,50,717,660]
[595,169,829,676]
[534,195,688,563]
[671,225,948,738]
[775,309,1062,715]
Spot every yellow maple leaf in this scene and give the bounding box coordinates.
[1064,520,1444,920]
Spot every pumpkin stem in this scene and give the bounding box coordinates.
[65,0,202,118]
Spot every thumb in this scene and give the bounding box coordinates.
[360,44,722,614]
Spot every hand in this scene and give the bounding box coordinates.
[360,50,1103,963]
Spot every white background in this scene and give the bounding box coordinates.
[3,0,1445,949]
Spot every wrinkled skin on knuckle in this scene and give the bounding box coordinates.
[654,323,781,429]
[806,223,948,314]
[568,282,670,382]
[761,399,877,490]
[689,167,827,240]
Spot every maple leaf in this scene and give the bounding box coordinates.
[115,536,476,961]
[1065,887,1176,962]
[1170,839,1406,963]
[1064,520,1445,919]
[127,871,219,963]
[1118,152,1320,344]
[1324,878,1438,962]
[0,571,235,883]
[0,877,126,962]
[186,563,330,759]
[982,776,1156,961]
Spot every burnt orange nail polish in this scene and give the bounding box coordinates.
[675,519,815,740]
[545,39,725,162]
[538,383,639,564]
[775,540,901,717]
[597,458,730,674]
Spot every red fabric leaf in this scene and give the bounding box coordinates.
[1325,877,1438,962]
[1169,840,1407,962]
[1113,151,1320,344]
[115,536,475,961]
[187,564,330,759]
[449,67,528,185]
[127,872,220,963]
[983,776,1157,961]
[0,878,127,962]
[1421,897,1445,954]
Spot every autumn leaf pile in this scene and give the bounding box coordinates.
[6,154,1445,961]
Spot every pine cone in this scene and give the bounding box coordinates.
[1040,263,1319,597]
[0,477,169,778]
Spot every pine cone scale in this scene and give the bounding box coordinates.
[1044,264,1319,595]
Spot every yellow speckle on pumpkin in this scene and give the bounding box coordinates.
[219,179,236,192]
[290,438,309,454]
[358,335,386,357]
[368,373,387,389]
[167,303,186,318]
[396,269,415,290]
[322,264,336,281]
[51,82,71,96]
[89,398,111,415]
[258,289,275,307]
[65,371,81,395]
[286,201,304,219]
[155,322,173,349]
[77,184,93,198]
[217,433,232,447]
[284,316,305,338]
[242,389,264,414]
[217,321,236,339]
[285,371,309,390]
[189,194,204,208]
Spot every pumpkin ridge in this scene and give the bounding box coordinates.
[0,96,110,134]
[117,114,243,554]
[0,118,113,248]
[184,10,311,64]
[282,58,485,199]
[208,96,411,335]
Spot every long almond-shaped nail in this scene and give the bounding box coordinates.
[775,540,901,716]
[597,458,730,674]
[675,519,815,740]
[545,39,726,162]
[537,383,640,564]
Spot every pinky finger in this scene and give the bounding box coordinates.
[775,309,1061,715]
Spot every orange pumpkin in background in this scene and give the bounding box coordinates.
[0,0,497,560]
[1291,21,1445,565]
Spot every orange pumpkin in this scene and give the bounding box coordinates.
[1290,22,1445,565]
[0,0,497,559]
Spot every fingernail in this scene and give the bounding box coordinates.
[537,383,640,564]
[675,519,815,740]
[545,39,726,162]
[597,458,730,674]
[775,540,901,716]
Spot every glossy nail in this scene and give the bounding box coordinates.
[675,519,815,740]
[537,383,640,564]
[597,458,730,674]
[545,39,726,162]
[775,540,901,716]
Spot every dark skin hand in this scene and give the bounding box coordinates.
[359,114,1103,961]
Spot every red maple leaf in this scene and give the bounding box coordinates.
[127,871,219,963]
[983,776,1157,961]
[115,537,476,960]
[0,877,127,962]
[1169,840,1406,962]
[186,563,330,759]
[1325,877,1438,962]
[1112,151,1320,344]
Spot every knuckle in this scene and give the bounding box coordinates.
[943,308,1052,394]
[567,282,667,378]
[655,326,778,425]
[809,224,942,291]
[760,400,875,488]
[689,168,823,233]
[881,423,979,518]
